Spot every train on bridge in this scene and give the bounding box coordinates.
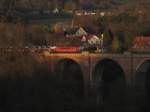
[0,46,113,54]
[0,45,149,55]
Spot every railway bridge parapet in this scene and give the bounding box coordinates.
[45,53,150,87]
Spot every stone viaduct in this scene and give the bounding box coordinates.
[42,52,150,106]
[1,49,150,110]
[45,53,149,83]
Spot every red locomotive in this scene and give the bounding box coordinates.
[50,47,81,53]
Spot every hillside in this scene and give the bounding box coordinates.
[0,0,150,49]
[1,0,150,11]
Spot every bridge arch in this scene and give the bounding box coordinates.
[92,58,126,105]
[134,60,150,109]
[135,60,150,88]
[54,58,84,109]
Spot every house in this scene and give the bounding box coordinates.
[64,27,87,37]
[132,36,150,52]
[75,10,102,16]
[100,12,105,17]
[75,10,85,16]
[86,35,101,45]
[53,8,59,14]
[79,34,102,46]
[133,36,150,48]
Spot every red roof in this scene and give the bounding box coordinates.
[66,34,98,40]
[133,36,150,46]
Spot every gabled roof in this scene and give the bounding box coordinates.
[64,27,87,36]
[133,36,150,43]
[133,36,150,47]
[81,34,98,40]
[74,34,99,41]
